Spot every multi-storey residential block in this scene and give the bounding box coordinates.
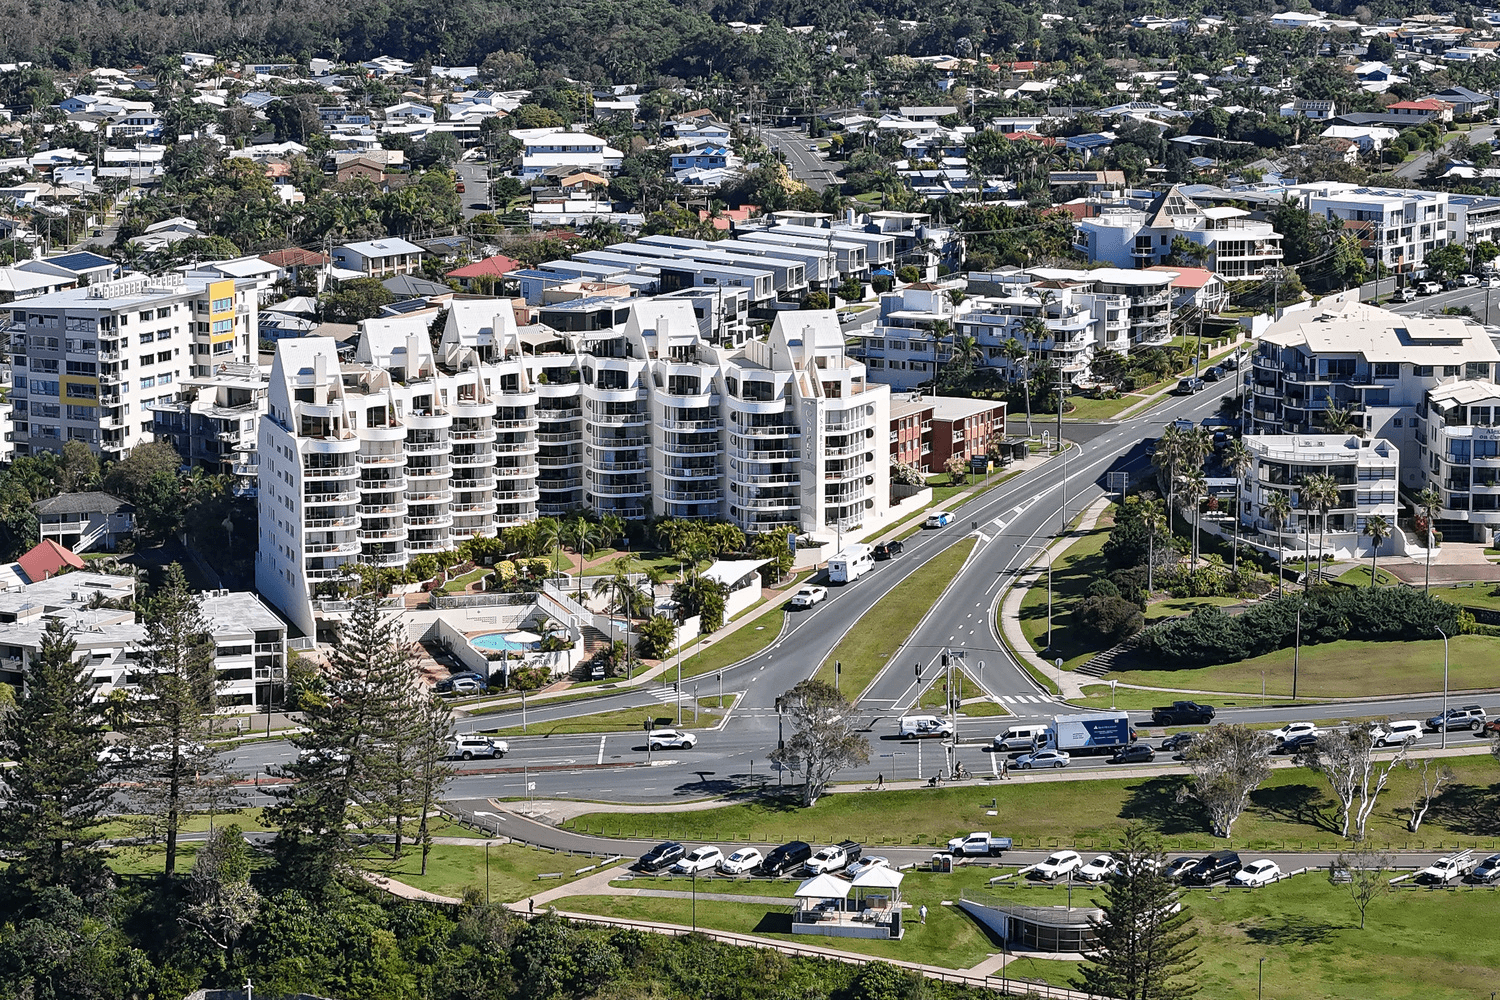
[1418,380,1500,542]
[9,273,257,459]
[1244,297,1499,486]
[333,239,425,277]
[1074,185,1285,278]
[1240,433,1400,559]
[1288,182,1449,273]
[150,361,269,495]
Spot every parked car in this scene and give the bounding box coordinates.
[719,848,764,875]
[672,846,724,874]
[846,856,891,879]
[1276,733,1319,755]
[1077,855,1118,882]
[1461,274,1481,286]
[647,729,698,751]
[1175,377,1205,395]
[1015,749,1071,769]
[1230,860,1282,887]
[446,677,484,695]
[1109,743,1156,764]
[1418,280,1442,295]
[1160,732,1198,754]
[1418,851,1478,884]
[638,842,685,872]
[1203,366,1226,382]
[924,511,953,528]
[454,181,465,193]
[446,735,506,760]
[1372,720,1423,746]
[763,841,813,875]
[1466,853,1500,883]
[789,585,828,609]
[1164,857,1199,881]
[1032,850,1084,880]
[873,540,905,560]
[1183,850,1242,885]
[805,841,862,874]
[1393,286,1418,302]
[1425,705,1488,732]
[946,832,1012,856]
[1267,721,1321,744]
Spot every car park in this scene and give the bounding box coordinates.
[1015,749,1071,769]
[672,846,724,874]
[924,511,953,528]
[1425,705,1488,732]
[1230,860,1282,887]
[638,842,685,872]
[789,585,828,608]
[1164,857,1199,881]
[1393,286,1418,302]
[873,540,904,560]
[1371,720,1422,746]
[1183,850,1242,885]
[1077,855,1118,881]
[647,729,697,750]
[445,735,506,760]
[763,840,813,875]
[1267,721,1321,744]
[1203,366,1226,382]
[1032,850,1084,880]
[846,856,890,879]
[1109,743,1156,764]
[1466,853,1500,883]
[805,841,862,874]
[719,848,764,874]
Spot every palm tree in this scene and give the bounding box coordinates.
[592,556,648,678]
[1416,486,1443,596]
[1180,468,1208,564]
[1362,513,1392,586]
[1222,439,1253,574]
[1262,490,1293,596]
[564,515,601,597]
[1152,424,1188,532]
[1140,498,1165,596]
[1323,404,1360,437]
[1001,336,1035,436]
[1300,473,1341,590]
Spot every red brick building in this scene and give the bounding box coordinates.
[890,395,932,470]
[929,397,1006,471]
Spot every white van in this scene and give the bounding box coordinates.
[993,724,1051,752]
[828,543,874,584]
[898,715,953,738]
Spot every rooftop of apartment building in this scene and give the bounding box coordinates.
[1260,298,1500,366]
[1244,433,1398,464]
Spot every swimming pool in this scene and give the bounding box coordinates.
[470,633,532,652]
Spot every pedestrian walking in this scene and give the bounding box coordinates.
[876,773,884,789]
[528,897,534,915]
[1000,756,1009,780]
[919,904,928,924]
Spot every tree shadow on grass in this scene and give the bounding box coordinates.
[752,912,793,934]
[1241,915,1340,947]
[1118,775,1206,835]
[1420,781,1500,837]
[1248,782,1340,834]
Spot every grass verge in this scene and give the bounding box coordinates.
[815,538,978,696]
[677,605,786,679]
[359,843,618,902]
[475,703,724,738]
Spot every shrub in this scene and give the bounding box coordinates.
[1074,596,1144,644]
[1085,578,1120,598]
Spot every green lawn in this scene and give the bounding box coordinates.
[98,808,271,839]
[582,551,711,578]
[564,757,1500,853]
[475,702,724,739]
[442,566,491,592]
[1064,393,1153,422]
[677,605,786,679]
[916,670,1008,717]
[1072,684,1298,713]
[815,538,978,696]
[1016,519,1114,672]
[1109,635,1500,699]
[1336,565,1401,588]
[360,843,621,902]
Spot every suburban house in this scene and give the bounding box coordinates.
[1426,85,1493,115]
[512,128,624,178]
[32,492,135,552]
[1385,98,1454,122]
[332,238,425,277]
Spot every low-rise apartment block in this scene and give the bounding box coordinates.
[1240,433,1400,559]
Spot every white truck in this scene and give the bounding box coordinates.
[827,543,874,584]
[1417,849,1477,884]
[1047,710,1136,756]
[804,840,863,874]
[946,832,1013,857]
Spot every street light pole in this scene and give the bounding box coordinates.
[1258,957,1266,1000]
[1293,605,1303,701]
[1436,626,1450,749]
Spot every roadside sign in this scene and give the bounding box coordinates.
[787,530,797,553]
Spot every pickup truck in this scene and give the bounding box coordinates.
[1418,850,1477,884]
[805,840,862,874]
[946,832,1013,857]
[1151,701,1216,725]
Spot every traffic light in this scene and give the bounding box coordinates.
[941,652,950,668]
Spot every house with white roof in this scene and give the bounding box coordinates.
[332,238,425,277]
[512,128,624,178]
[384,102,436,125]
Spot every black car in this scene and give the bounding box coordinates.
[1277,733,1319,755]
[873,540,905,560]
[1203,366,1226,382]
[1183,850,1241,885]
[638,842,685,872]
[1175,377,1205,395]
[1109,743,1157,764]
[762,840,813,876]
[1161,732,1197,753]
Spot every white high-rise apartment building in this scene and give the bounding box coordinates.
[8,272,257,458]
[257,299,890,636]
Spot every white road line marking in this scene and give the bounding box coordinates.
[597,736,606,765]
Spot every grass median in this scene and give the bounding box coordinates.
[474,702,725,739]
[677,604,786,679]
[360,843,619,901]
[562,757,1500,853]
[815,538,977,697]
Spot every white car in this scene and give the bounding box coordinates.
[446,735,506,760]
[846,856,890,879]
[1230,860,1282,887]
[1077,854,1118,882]
[647,729,698,751]
[790,585,828,608]
[1418,853,1476,884]
[1371,720,1422,746]
[718,848,764,875]
[672,846,724,874]
[1032,850,1084,880]
[923,511,953,528]
[1267,721,1321,744]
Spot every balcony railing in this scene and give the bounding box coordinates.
[303,465,358,479]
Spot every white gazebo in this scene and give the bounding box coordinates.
[791,868,905,940]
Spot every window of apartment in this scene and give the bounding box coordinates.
[1468,363,1491,380]
[30,358,58,373]
[157,329,171,341]
[66,404,93,420]
[911,362,928,371]
[159,373,172,385]
[1323,358,1356,378]
[212,341,234,355]
[212,319,232,335]
[1415,365,1434,377]
[1443,365,1461,377]
[140,332,154,344]
[31,380,58,396]
[138,311,153,323]
[31,403,59,418]
[888,339,906,351]
[156,307,171,319]
[139,355,154,367]
[140,376,155,390]
[157,351,171,364]
[212,297,233,313]
[868,359,885,368]
[65,383,96,400]
[1394,418,1404,427]
[1373,362,1399,379]
[65,361,95,376]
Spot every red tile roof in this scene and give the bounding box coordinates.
[16,539,84,584]
[1146,265,1216,290]
[447,254,522,279]
[261,248,331,268]
[1388,99,1450,111]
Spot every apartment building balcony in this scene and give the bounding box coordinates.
[358,523,408,542]
[406,536,449,553]
[452,498,499,515]
[660,439,722,457]
[825,464,869,482]
[364,550,407,568]
[661,418,723,432]
[304,539,361,556]
[306,514,359,529]
[592,503,645,519]
[592,459,649,473]
[825,416,869,433]
[494,462,538,479]
[494,486,541,502]
[494,439,540,455]
[539,477,584,492]
[404,488,452,504]
[304,489,360,505]
[826,440,872,458]
[494,416,540,431]
[356,451,403,466]
[303,463,359,479]
[663,464,721,480]
[664,489,723,503]
[451,474,497,490]
[738,494,800,510]
[732,448,800,462]
[405,438,453,453]
[538,430,584,444]
[538,451,583,469]
[358,473,408,492]
[407,509,455,527]
[734,471,800,486]
[405,410,451,430]
[736,423,801,438]
[304,567,353,582]
[403,465,449,482]
[449,448,493,467]
[449,523,493,541]
[590,434,649,449]
[98,409,123,429]
[539,501,584,517]
[536,407,583,421]
[593,411,649,427]
[590,481,650,497]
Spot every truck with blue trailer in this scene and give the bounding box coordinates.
[1046,711,1135,755]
